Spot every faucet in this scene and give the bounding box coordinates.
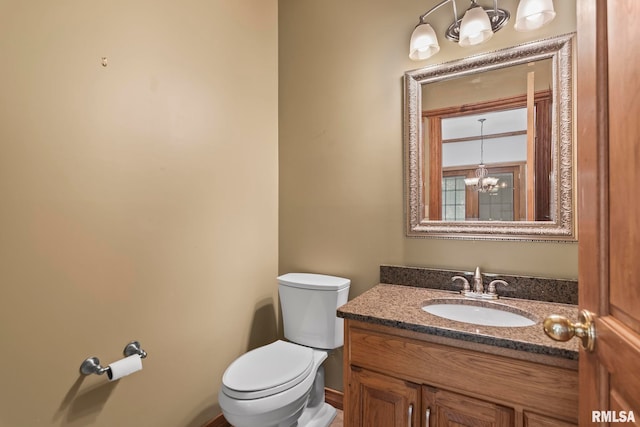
[451,275,471,293]
[451,267,509,300]
[487,279,509,295]
[472,266,484,293]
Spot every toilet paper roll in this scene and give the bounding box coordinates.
[107,354,143,381]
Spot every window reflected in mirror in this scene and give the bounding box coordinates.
[439,108,528,222]
[422,61,553,222]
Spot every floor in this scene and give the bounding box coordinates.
[330,409,343,427]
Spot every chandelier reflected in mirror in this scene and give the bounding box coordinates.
[463,118,505,193]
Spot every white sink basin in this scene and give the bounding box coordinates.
[422,301,536,327]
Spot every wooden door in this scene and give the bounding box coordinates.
[349,367,420,427]
[577,0,640,424]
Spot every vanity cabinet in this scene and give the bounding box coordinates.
[350,369,513,427]
[343,320,578,427]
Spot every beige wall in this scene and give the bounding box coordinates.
[0,1,278,426]
[279,0,577,390]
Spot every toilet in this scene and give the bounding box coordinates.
[218,273,350,427]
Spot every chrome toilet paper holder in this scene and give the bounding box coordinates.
[80,341,147,376]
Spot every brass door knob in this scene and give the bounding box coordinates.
[543,309,596,352]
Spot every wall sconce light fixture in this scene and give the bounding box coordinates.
[409,0,556,61]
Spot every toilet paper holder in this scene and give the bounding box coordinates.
[80,341,147,376]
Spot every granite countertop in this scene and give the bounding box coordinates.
[337,283,579,361]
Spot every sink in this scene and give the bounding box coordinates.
[422,300,536,327]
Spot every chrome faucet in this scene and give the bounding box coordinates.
[472,266,484,293]
[487,279,509,295]
[452,275,471,293]
[451,267,509,300]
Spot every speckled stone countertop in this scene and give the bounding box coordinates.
[337,284,579,361]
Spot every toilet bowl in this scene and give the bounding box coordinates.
[219,341,330,427]
[218,273,350,427]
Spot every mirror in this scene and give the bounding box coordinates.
[404,34,575,241]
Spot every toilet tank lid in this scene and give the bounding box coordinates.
[278,273,350,291]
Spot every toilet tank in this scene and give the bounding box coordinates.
[278,273,350,350]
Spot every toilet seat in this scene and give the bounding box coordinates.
[222,340,314,400]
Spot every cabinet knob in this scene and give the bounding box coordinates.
[543,309,596,352]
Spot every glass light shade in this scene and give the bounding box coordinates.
[484,177,499,186]
[409,23,440,61]
[464,177,480,186]
[458,6,493,47]
[514,0,556,31]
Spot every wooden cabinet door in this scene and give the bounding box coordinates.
[523,411,577,427]
[348,367,420,427]
[577,1,640,423]
[422,386,513,427]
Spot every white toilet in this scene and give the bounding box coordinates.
[219,273,350,427]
